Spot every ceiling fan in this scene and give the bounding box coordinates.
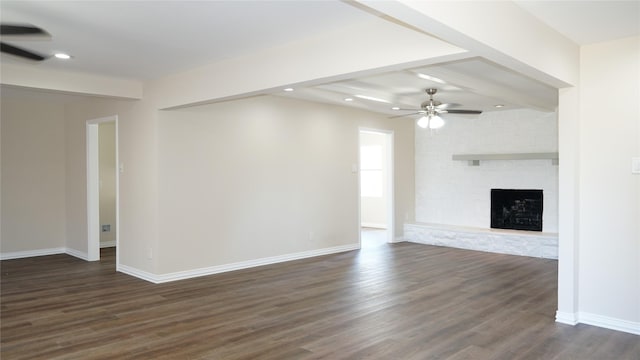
[392,88,482,129]
[1,24,50,61]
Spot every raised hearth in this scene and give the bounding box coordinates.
[404,222,558,259]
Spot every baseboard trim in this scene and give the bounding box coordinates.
[578,312,640,335]
[117,264,158,283]
[1,247,94,261]
[65,248,89,261]
[119,244,360,284]
[361,223,387,229]
[0,247,66,260]
[100,241,116,248]
[556,310,640,335]
[555,310,579,325]
[391,236,405,243]
[155,244,360,283]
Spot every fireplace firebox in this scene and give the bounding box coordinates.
[490,189,543,231]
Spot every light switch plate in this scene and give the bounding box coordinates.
[632,157,640,174]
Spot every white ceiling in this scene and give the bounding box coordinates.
[515,0,640,45]
[1,1,638,116]
[0,0,371,80]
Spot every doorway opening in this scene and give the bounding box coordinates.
[86,115,119,262]
[359,129,394,249]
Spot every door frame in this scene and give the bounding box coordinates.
[86,115,119,261]
[358,128,395,245]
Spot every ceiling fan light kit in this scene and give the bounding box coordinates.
[417,114,444,129]
[417,116,430,129]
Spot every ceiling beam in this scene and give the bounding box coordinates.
[148,18,469,110]
[0,63,143,100]
[355,0,579,89]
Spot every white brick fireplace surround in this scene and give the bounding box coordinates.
[410,108,559,258]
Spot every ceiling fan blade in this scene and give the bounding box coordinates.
[442,109,482,115]
[1,24,48,36]
[1,42,47,61]
[388,112,423,119]
[436,103,461,109]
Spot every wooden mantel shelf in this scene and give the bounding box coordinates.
[452,152,559,166]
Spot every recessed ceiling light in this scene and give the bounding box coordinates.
[354,94,390,104]
[494,104,505,108]
[54,52,71,60]
[284,88,294,92]
[391,106,400,110]
[344,97,354,102]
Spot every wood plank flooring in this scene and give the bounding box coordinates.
[2,240,639,359]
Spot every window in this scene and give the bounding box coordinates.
[360,145,383,197]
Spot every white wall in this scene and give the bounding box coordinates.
[360,131,389,228]
[1,86,413,277]
[578,36,640,326]
[64,97,159,273]
[415,108,558,232]
[156,95,414,274]
[98,121,116,245]
[0,97,67,253]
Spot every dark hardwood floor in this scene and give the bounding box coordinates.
[2,240,638,359]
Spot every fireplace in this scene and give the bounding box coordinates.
[491,189,543,231]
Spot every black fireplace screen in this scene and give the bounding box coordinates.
[490,189,543,231]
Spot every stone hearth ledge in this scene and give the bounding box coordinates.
[403,222,558,259]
